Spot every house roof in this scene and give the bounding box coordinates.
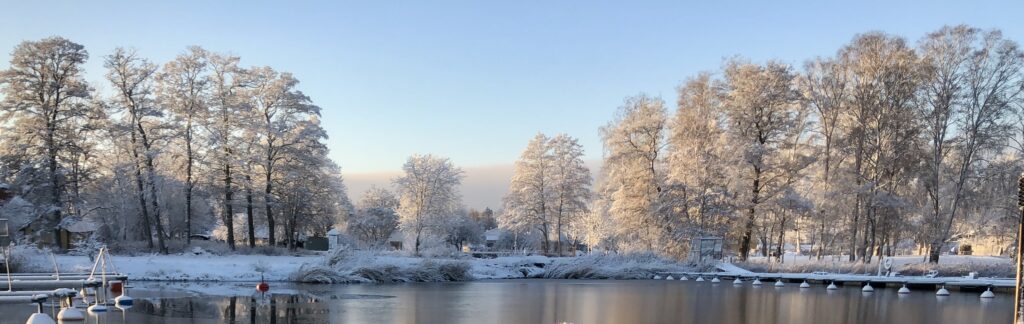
[58,217,99,233]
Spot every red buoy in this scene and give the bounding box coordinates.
[256,282,269,293]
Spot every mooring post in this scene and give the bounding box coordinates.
[1014,174,1024,323]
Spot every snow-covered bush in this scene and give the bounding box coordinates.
[293,250,472,283]
[543,252,693,279]
[2,244,47,272]
[69,235,103,261]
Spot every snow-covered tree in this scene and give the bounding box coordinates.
[600,94,671,253]
[394,154,464,255]
[349,187,400,247]
[667,73,731,238]
[719,59,801,261]
[105,47,169,253]
[918,25,1023,263]
[157,46,209,244]
[0,37,93,247]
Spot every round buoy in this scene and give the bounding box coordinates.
[775,280,785,287]
[800,281,810,288]
[936,286,950,296]
[898,285,910,294]
[653,275,662,280]
[679,276,688,281]
[695,276,705,282]
[666,275,675,280]
[26,313,56,324]
[827,282,838,290]
[733,278,743,284]
[711,277,721,283]
[980,288,995,298]
[57,307,85,321]
[861,283,874,292]
[87,304,107,314]
[752,278,762,286]
[115,295,134,310]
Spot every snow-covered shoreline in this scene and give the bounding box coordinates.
[38,252,702,284]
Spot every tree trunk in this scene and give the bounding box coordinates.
[739,166,762,261]
[224,156,235,250]
[185,121,194,245]
[265,162,275,246]
[247,175,255,248]
[130,131,154,250]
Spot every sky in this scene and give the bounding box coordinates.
[1,1,1022,208]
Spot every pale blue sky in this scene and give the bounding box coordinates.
[2,1,1021,207]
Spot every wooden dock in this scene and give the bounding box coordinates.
[664,271,1016,293]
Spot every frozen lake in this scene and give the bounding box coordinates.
[0,279,1012,323]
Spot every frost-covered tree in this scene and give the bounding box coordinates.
[667,73,731,238]
[207,53,248,250]
[501,133,591,254]
[157,46,209,244]
[720,60,801,261]
[548,134,591,255]
[600,94,671,253]
[500,133,553,251]
[394,154,464,255]
[918,25,1023,263]
[105,47,169,253]
[244,66,320,246]
[349,187,400,247]
[0,37,92,247]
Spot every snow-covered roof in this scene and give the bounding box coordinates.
[388,231,404,242]
[485,228,504,241]
[58,217,99,233]
[327,228,341,236]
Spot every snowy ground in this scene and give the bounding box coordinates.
[34,251,699,283]
[747,253,1011,267]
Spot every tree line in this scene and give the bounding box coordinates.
[0,37,348,252]
[500,25,1024,264]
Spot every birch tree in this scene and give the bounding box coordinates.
[394,154,464,255]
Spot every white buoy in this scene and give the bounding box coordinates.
[981,288,995,298]
[653,275,662,280]
[679,276,688,281]
[26,313,56,324]
[898,285,910,294]
[695,276,705,282]
[861,283,874,292]
[666,275,674,280]
[87,304,107,314]
[936,286,950,296]
[115,295,134,310]
[827,282,838,290]
[775,280,785,287]
[57,307,85,321]
[752,278,762,286]
[800,281,811,288]
[733,278,743,284]
[711,277,721,283]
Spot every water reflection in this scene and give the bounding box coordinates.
[0,280,1013,323]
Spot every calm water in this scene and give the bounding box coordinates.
[0,279,1012,323]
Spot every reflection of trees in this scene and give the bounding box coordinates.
[132,294,329,323]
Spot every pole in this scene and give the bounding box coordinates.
[1014,174,1024,323]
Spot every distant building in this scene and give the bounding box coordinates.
[688,237,724,263]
